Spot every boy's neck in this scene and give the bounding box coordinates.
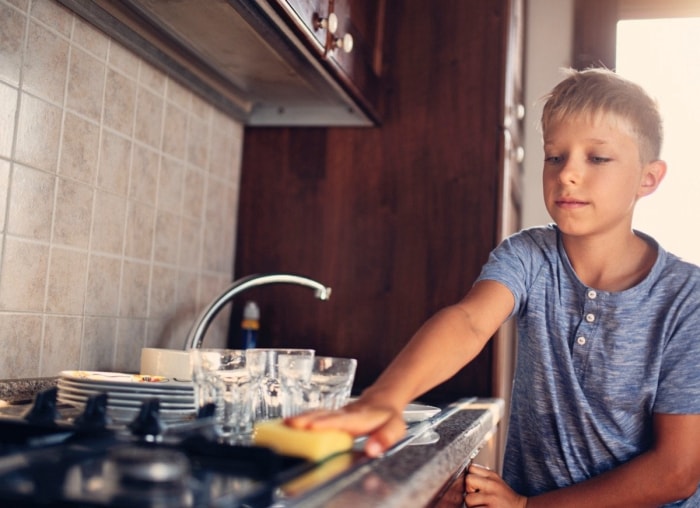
[561,231,657,292]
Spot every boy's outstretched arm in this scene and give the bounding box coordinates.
[286,280,515,456]
[465,413,700,507]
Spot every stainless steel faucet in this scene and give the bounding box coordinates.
[183,273,332,350]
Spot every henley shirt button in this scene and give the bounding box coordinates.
[577,336,586,345]
[587,289,597,299]
[585,313,595,323]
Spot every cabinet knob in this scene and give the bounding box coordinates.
[331,32,354,53]
[314,8,353,55]
[314,12,339,34]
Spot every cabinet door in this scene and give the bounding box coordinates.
[274,0,327,49]
[328,0,384,111]
[270,0,386,120]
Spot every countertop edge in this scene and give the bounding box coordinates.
[389,404,500,507]
[287,398,503,508]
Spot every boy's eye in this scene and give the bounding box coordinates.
[589,155,611,164]
[544,155,563,164]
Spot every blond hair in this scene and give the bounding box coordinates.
[541,68,663,164]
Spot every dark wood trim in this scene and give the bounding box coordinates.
[573,0,619,70]
[573,0,700,71]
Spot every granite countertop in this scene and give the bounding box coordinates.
[0,377,57,405]
[281,398,504,507]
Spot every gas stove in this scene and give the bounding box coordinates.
[0,387,312,507]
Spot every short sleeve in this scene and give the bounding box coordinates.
[654,280,700,414]
[476,226,556,319]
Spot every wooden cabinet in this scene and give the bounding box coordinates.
[233,0,524,403]
[56,0,383,126]
[266,0,386,121]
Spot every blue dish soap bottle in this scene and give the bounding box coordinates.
[240,301,260,349]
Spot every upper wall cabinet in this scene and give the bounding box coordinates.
[268,0,385,124]
[57,0,385,126]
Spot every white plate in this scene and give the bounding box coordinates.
[57,389,195,410]
[409,429,440,446]
[403,403,441,423]
[57,396,196,422]
[59,370,194,393]
[346,398,441,423]
[58,378,194,397]
[57,379,194,403]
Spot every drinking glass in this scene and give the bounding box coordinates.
[304,356,357,410]
[189,348,252,442]
[245,348,315,421]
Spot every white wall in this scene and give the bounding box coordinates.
[521,0,575,228]
[618,19,700,266]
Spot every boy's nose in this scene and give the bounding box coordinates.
[558,160,580,184]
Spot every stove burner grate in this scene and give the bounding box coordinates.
[0,387,313,507]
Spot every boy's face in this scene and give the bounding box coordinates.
[542,112,665,239]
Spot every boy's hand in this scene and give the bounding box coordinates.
[465,464,528,508]
[284,397,407,457]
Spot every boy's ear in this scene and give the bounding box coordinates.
[638,160,667,198]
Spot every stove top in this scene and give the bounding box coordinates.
[0,387,312,507]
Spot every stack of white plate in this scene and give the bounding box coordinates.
[57,370,196,422]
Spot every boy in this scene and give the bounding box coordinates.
[288,68,700,506]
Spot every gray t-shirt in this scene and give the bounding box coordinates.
[477,225,700,505]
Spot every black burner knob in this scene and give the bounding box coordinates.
[128,398,166,437]
[73,392,111,430]
[22,387,61,425]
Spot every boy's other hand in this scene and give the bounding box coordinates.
[466,463,528,508]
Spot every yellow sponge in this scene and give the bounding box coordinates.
[253,419,354,462]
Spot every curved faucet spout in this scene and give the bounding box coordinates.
[184,273,332,350]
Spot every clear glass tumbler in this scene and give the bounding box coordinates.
[189,348,252,443]
[245,348,315,421]
[305,356,357,410]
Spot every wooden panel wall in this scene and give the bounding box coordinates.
[232,0,511,404]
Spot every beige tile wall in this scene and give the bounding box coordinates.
[0,0,244,378]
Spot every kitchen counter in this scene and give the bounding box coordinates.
[0,377,503,507]
[280,398,504,507]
